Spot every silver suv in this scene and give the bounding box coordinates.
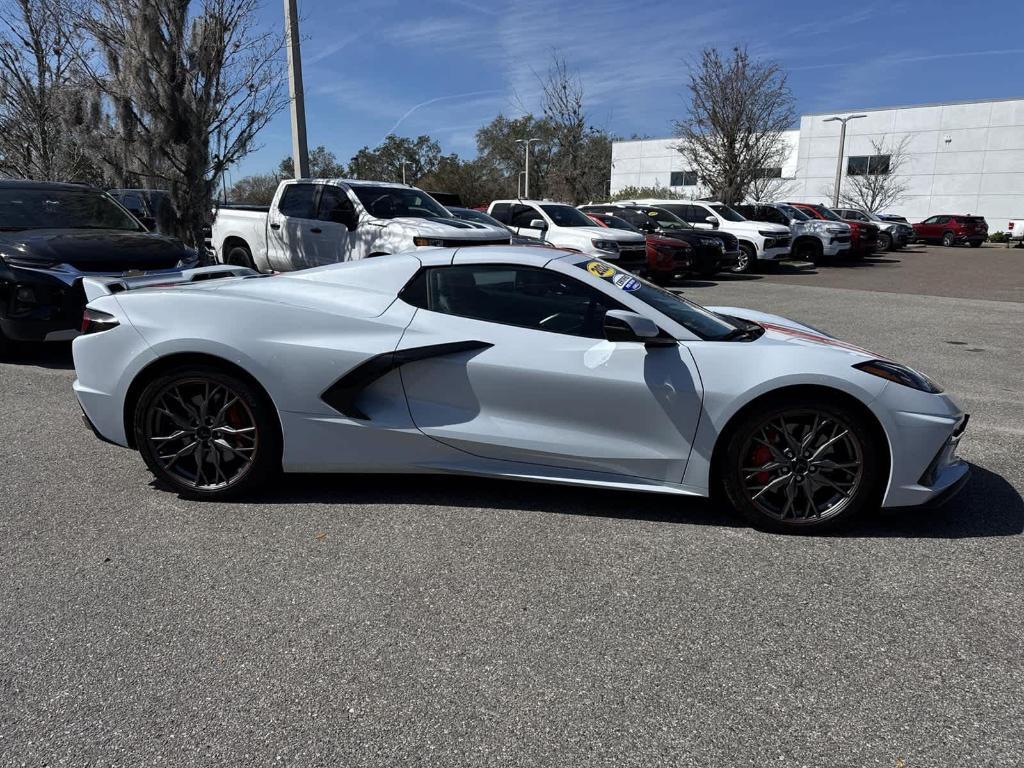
[733,202,851,262]
[833,207,914,251]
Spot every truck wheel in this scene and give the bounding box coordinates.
[877,231,892,251]
[731,243,756,273]
[225,244,256,270]
[941,231,956,247]
[798,239,823,263]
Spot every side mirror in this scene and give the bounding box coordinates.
[329,208,358,231]
[705,215,719,229]
[528,218,548,230]
[604,309,673,346]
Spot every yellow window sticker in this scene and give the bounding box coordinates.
[587,261,615,278]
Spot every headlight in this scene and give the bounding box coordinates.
[825,225,847,234]
[758,229,783,237]
[853,360,942,393]
[591,239,620,252]
[0,251,59,269]
[413,236,446,247]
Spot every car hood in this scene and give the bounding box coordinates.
[0,228,188,270]
[382,216,508,239]
[706,306,881,361]
[558,226,646,244]
[727,220,789,235]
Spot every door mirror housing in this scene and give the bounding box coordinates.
[329,208,359,231]
[704,215,720,229]
[603,310,674,346]
[528,218,548,230]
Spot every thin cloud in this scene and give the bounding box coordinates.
[381,90,505,141]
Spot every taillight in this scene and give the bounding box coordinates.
[1009,222,1015,230]
[81,307,119,335]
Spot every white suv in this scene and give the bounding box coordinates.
[488,199,648,274]
[630,199,791,273]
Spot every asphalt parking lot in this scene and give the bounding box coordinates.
[1,244,1022,766]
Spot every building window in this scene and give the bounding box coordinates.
[670,170,698,187]
[753,167,782,179]
[847,155,891,176]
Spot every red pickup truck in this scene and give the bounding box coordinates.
[912,215,988,248]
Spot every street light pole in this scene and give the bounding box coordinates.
[515,138,541,198]
[283,0,309,179]
[823,114,867,207]
[401,161,408,185]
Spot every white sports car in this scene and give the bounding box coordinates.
[72,247,969,532]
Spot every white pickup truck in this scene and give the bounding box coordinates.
[212,179,510,272]
[1007,218,1024,245]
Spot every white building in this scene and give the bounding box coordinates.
[610,97,1024,228]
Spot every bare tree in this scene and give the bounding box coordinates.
[838,135,911,212]
[539,55,610,204]
[0,0,95,180]
[746,169,797,203]
[79,0,286,247]
[674,46,795,205]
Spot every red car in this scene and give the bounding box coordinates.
[585,212,692,283]
[785,202,879,256]
[913,215,988,248]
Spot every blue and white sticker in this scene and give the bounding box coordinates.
[613,273,642,292]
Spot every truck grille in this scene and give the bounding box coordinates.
[767,236,791,249]
[614,246,647,272]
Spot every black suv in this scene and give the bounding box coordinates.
[578,204,740,277]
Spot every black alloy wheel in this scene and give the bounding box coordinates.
[719,395,883,533]
[942,231,956,247]
[877,231,893,251]
[731,243,756,274]
[134,366,279,499]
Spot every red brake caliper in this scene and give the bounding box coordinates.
[750,445,773,484]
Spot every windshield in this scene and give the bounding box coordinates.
[351,186,453,219]
[540,204,597,228]
[0,188,143,232]
[451,207,504,227]
[776,204,809,221]
[641,207,692,230]
[573,258,739,340]
[813,205,843,222]
[593,214,641,233]
[709,204,745,222]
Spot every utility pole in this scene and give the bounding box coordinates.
[823,114,866,207]
[283,0,309,179]
[401,161,408,185]
[515,138,541,198]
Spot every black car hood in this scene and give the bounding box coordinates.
[0,228,188,271]
[656,228,737,248]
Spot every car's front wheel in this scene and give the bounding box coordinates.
[134,365,280,500]
[718,395,884,533]
[877,231,893,251]
[731,243,756,273]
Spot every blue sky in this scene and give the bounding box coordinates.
[231,0,1024,180]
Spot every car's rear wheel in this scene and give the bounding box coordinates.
[134,365,280,500]
[225,244,256,270]
[942,231,956,247]
[718,395,884,533]
[877,231,893,251]
[731,243,756,273]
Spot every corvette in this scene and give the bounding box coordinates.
[72,247,969,532]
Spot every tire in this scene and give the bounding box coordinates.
[717,394,884,533]
[225,243,256,270]
[133,365,281,500]
[0,325,13,359]
[941,231,956,247]
[969,240,983,248]
[877,231,892,251]
[731,243,756,274]
[798,238,823,263]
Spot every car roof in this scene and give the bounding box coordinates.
[0,179,96,191]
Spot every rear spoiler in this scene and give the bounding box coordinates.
[82,265,258,302]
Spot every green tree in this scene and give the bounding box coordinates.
[277,145,346,179]
[347,135,441,184]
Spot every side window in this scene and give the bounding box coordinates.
[120,193,145,214]
[277,184,318,218]
[490,203,510,223]
[404,264,626,338]
[922,216,937,224]
[509,204,541,228]
[936,216,950,224]
[316,186,355,223]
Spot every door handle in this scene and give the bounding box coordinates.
[310,227,322,234]
[269,223,280,230]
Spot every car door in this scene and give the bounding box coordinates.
[306,185,356,266]
[689,204,716,230]
[395,261,703,483]
[267,183,320,271]
[918,215,940,240]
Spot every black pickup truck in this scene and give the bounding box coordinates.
[0,181,199,352]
